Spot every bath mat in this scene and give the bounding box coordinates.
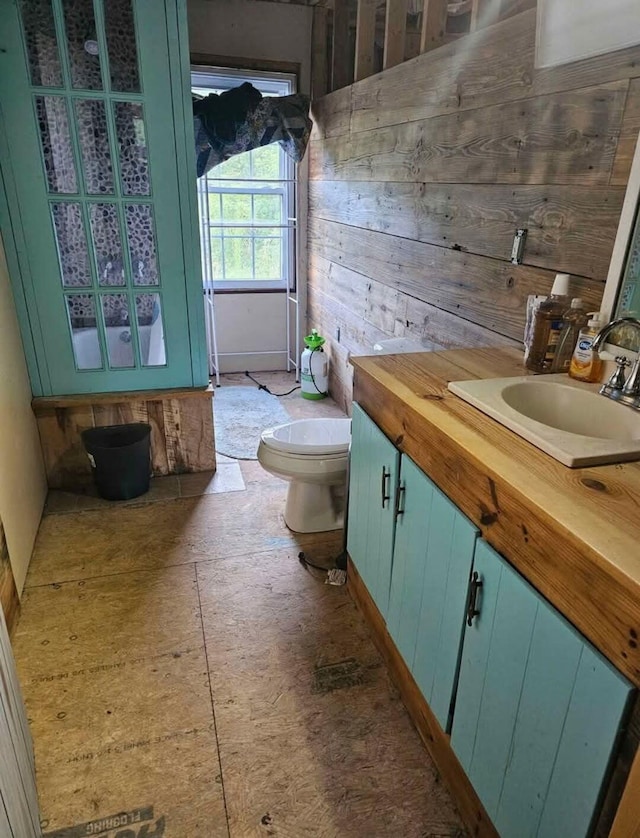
[213,385,290,460]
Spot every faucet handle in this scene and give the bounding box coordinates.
[608,356,631,391]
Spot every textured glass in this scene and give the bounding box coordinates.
[52,203,91,287]
[101,295,134,367]
[125,205,158,285]
[74,100,114,194]
[36,96,78,193]
[104,0,140,92]
[20,0,63,86]
[89,204,125,286]
[66,294,102,369]
[136,293,165,366]
[61,0,102,89]
[76,99,113,195]
[115,102,149,195]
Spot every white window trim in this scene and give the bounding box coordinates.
[192,66,297,293]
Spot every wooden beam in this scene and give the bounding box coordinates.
[354,0,377,81]
[420,0,448,53]
[312,6,328,100]
[383,0,408,69]
[331,0,350,91]
[611,745,640,837]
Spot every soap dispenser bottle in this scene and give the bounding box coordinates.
[525,273,571,372]
[569,312,604,383]
[551,298,588,373]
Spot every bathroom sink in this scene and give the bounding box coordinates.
[448,374,640,467]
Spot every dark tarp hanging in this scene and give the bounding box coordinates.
[193,82,313,178]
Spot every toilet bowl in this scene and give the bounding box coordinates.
[257,417,351,533]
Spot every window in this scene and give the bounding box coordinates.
[192,67,296,291]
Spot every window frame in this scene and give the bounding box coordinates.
[192,65,297,293]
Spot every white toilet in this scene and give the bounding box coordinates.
[257,417,352,533]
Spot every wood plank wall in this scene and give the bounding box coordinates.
[32,389,216,491]
[308,7,640,411]
[0,519,19,635]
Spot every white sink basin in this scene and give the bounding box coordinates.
[448,374,640,467]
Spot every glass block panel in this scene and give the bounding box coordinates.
[104,0,140,93]
[255,237,281,280]
[36,96,77,193]
[136,293,165,366]
[89,204,125,286]
[52,203,91,287]
[20,0,63,86]
[114,102,149,196]
[101,295,134,367]
[74,100,114,194]
[65,294,102,369]
[61,0,102,90]
[125,205,158,285]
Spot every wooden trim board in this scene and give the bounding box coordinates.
[32,384,214,411]
[0,521,19,636]
[347,557,499,838]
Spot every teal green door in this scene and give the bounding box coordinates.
[451,540,634,838]
[347,403,400,618]
[0,0,205,395]
[386,454,478,732]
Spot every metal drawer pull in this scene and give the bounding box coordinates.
[394,483,406,520]
[381,467,391,508]
[467,571,483,626]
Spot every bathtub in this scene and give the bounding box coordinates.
[72,322,165,370]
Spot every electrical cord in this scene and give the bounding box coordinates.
[308,345,327,396]
[244,370,300,397]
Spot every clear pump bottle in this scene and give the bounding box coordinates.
[525,274,571,372]
[551,298,588,373]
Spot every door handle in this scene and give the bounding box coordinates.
[380,467,391,507]
[466,571,483,626]
[394,483,406,521]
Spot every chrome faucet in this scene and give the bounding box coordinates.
[592,317,640,409]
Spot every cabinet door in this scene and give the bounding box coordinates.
[451,540,634,838]
[0,0,206,395]
[347,403,400,618]
[387,455,478,731]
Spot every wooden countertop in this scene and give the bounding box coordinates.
[352,347,640,686]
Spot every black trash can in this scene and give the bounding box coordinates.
[81,423,152,501]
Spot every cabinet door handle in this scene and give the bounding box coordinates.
[466,571,483,627]
[394,483,406,520]
[381,467,391,508]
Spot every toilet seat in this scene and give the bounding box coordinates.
[260,417,351,456]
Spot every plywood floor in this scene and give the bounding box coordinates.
[12,373,466,838]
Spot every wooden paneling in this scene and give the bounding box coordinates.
[307,6,640,406]
[310,82,627,185]
[33,388,216,490]
[309,217,604,341]
[383,0,408,70]
[309,180,624,279]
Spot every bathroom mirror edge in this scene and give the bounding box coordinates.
[600,131,640,353]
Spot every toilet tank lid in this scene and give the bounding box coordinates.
[261,418,351,455]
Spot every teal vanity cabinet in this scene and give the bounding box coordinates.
[451,540,633,838]
[347,403,400,618]
[386,453,478,732]
[0,0,206,396]
[347,402,635,838]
